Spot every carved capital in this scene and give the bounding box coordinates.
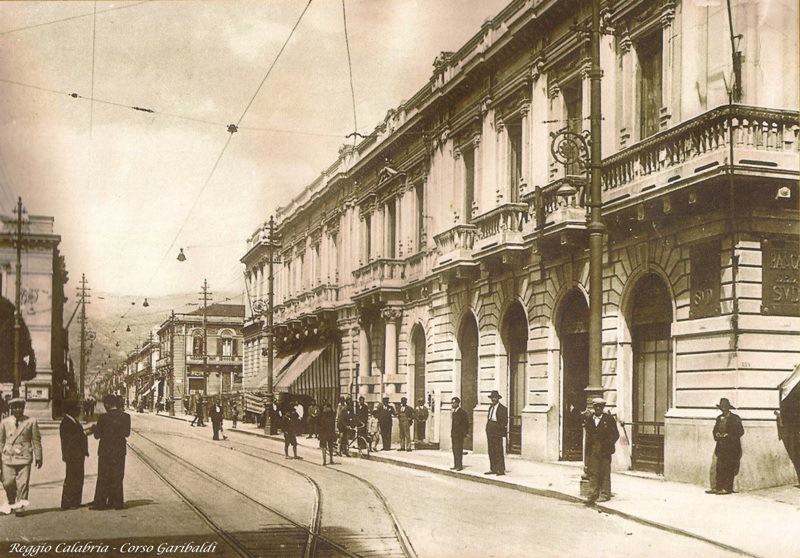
[519,102,531,118]
[480,96,493,115]
[453,146,462,160]
[380,307,402,322]
[619,32,633,55]
[548,82,561,100]
[472,133,482,149]
[530,55,545,82]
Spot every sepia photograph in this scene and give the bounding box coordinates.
[0,0,798,556]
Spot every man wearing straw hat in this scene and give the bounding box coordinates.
[0,397,43,513]
[707,397,744,495]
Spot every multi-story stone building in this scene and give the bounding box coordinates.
[243,0,799,489]
[121,336,160,410]
[156,304,245,413]
[0,207,70,418]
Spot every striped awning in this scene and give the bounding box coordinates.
[275,347,326,392]
[255,352,297,390]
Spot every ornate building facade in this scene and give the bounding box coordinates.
[243,0,799,489]
[156,304,244,414]
[0,209,69,418]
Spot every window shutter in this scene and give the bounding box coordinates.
[233,339,239,356]
[217,338,222,356]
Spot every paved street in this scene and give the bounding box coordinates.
[1,415,741,558]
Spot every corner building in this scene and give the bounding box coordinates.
[243,0,799,489]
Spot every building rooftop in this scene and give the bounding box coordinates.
[187,303,245,319]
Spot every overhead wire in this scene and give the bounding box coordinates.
[341,0,359,145]
[0,1,152,37]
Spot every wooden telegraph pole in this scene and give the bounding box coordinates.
[199,279,211,396]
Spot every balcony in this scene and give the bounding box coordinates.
[186,354,243,365]
[523,176,588,247]
[602,105,800,211]
[311,283,339,311]
[352,258,405,301]
[433,224,479,280]
[472,203,529,263]
[404,250,436,285]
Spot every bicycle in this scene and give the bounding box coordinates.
[346,422,372,459]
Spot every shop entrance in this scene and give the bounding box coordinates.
[458,314,479,451]
[501,301,527,455]
[558,290,589,461]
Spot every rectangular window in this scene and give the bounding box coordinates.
[508,121,523,202]
[364,214,371,262]
[563,83,582,176]
[193,336,204,356]
[463,147,475,223]
[415,185,425,249]
[638,33,663,140]
[387,202,396,258]
[313,245,321,285]
[222,338,233,357]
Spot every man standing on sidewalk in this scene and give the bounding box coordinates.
[0,398,42,513]
[59,399,90,510]
[414,399,429,446]
[584,397,619,505]
[485,390,507,476]
[708,398,744,495]
[397,397,414,451]
[450,397,469,471]
[378,396,396,451]
[190,396,205,427]
[91,395,131,510]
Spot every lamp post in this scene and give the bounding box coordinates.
[586,0,605,405]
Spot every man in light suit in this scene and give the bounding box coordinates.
[0,398,43,512]
[485,390,508,476]
[59,399,90,510]
[91,395,131,510]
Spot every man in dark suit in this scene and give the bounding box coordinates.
[708,397,744,495]
[584,397,620,505]
[59,399,89,510]
[450,397,469,471]
[377,397,396,451]
[190,396,205,427]
[91,395,131,510]
[485,390,508,475]
[355,396,369,450]
[209,398,226,441]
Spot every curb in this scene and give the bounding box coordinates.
[150,414,757,558]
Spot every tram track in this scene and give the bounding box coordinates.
[133,426,417,558]
[129,430,348,557]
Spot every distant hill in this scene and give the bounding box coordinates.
[66,290,244,391]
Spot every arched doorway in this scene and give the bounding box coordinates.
[558,290,589,461]
[630,273,673,474]
[411,325,426,406]
[501,301,527,455]
[458,313,479,450]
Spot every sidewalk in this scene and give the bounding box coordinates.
[157,411,799,558]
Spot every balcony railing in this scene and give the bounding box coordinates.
[602,105,799,196]
[352,258,406,296]
[433,224,478,273]
[186,354,242,364]
[472,203,528,257]
[525,176,588,234]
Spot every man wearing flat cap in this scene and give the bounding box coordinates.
[485,390,508,475]
[584,397,619,505]
[0,398,42,513]
[707,397,744,495]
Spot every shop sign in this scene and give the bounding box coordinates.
[690,241,721,319]
[762,238,800,316]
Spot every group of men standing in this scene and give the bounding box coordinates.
[0,394,130,515]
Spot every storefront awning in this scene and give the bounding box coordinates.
[275,346,327,392]
[255,352,296,390]
[779,363,800,402]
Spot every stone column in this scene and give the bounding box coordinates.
[472,134,482,219]
[547,82,562,181]
[619,31,634,147]
[496,116,507,204]
[520,102,531,192]
[358,324,369,382]
[660,4,676,130]
[381,307,402,397]
[453,146,463,221]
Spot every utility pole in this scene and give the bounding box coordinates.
[77,274,91,399]
[262,216,277,435]
[199,279,211,396]
[586,0,605,405]
[168,310,175,416]
[12,197,23,398]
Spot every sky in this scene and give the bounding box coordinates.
[0,0,510,298]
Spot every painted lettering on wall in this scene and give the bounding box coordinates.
[762,239,800,316]
[690,241,721,319]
